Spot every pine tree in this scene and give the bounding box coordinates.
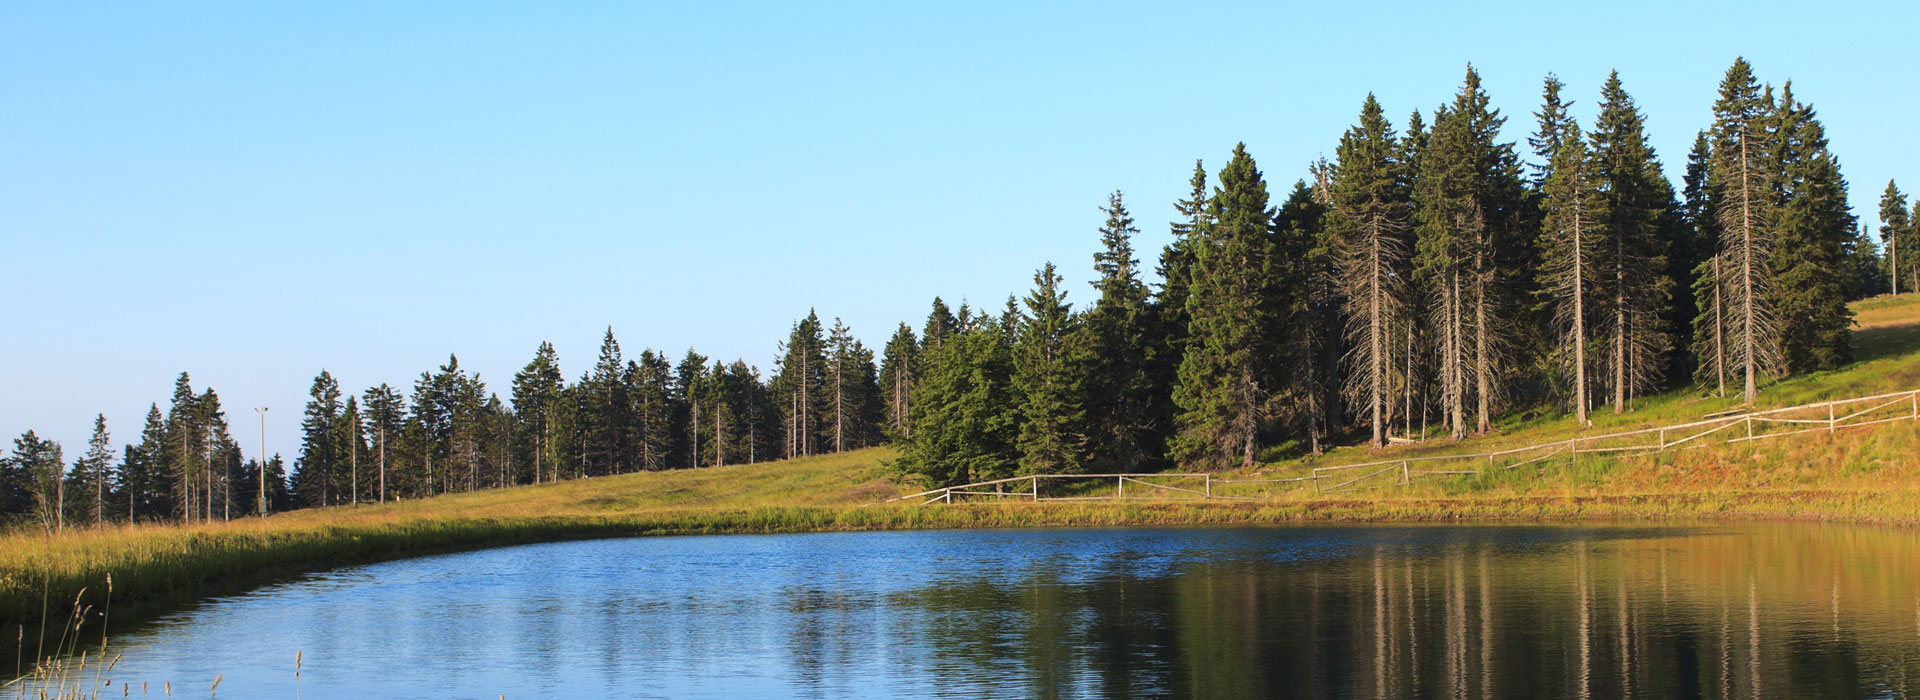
[1880,181,1910,297]
[1331,95,1413,447]
[1285,175,1339,453]
[7,432,65,531]
[163,372,201,520]
[1687,133,1731,395]
[1014,263,1089,474]
[74,414,115,525]
[674,349,710,468]
[362,384,406,500]
[297,370,342,507]
[123,405,166,521]
[1709,57,1780,404]
[1537,125,1604,425]
[772,312,827,458]
[878,324,919,440]
[1847,223,1887,300]
[1157,160,1210,342]
[921,298,957,352]
[1590,72,1674,411]
[511,342,563,484]
[1527,73,1574,187]
[1414,66,1527,437]
[1082,191,1159,470]
[585,329,631,475]
[899,327,1019,486]
[1769,90,1857,372]
[631,351,673,471]
[336,397,365,504]
[1173,143,1278,468]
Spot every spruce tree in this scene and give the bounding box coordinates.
[1687,133,1731,395]
[1589,72,1674,411]
[1331,95,1413,447]
[772,312,827,458]
[297,370,342,507]
[76,414,115,525]
[7,432,65,530]
[1014,263,1089,475]
[123,405,166,521]
[1880,181,1910,296]
[1528,74,1574,187]
[629,351,674,471]
[511,342,563,483]
[1769,91,1856,371]
[922,298,957,351]
[1709,57,1779,404]
[164,372,201,520]
[362,384,406,500]
[899,327,1019,486]
[878,324,919,440]
[1537,125,1604,425]
[1414,67,1526,437]
[1082,191,1159,470]
[1173,143,1278,468]
[1847,224,1887,300]
[585,329,631,475]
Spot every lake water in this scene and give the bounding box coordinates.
[33,524,1920,699]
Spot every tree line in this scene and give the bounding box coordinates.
[889,58,1895,486]
[3,58,1910,523]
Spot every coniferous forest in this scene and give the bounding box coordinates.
[4,58,1916,525]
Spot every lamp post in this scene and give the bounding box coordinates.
[254,406,269,516]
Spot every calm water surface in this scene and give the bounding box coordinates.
[48,524,1920,698]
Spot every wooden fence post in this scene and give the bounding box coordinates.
[1032,475,1039,502]
[1746,416,1754,440]
[1117,475,1124,500]
[1401,461,1410,486]
[1829,403,1835,434]
[1205,474,1213,499]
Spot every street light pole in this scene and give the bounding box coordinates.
[254,406,269,517]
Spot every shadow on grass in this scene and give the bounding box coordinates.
[1856,321,1920,362]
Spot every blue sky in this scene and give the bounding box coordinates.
[3,1,1915,461]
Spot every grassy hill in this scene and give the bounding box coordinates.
[4,294,1919,656]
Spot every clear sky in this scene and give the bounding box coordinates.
[3,0,1915,463]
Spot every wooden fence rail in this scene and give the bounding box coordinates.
[886,388,1920,504]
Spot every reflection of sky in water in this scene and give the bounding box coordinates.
[43,524,1920,699]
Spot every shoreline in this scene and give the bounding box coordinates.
[6,484,1915,663]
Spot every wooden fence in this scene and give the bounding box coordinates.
[887,388,1920,504]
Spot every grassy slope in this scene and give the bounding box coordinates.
[4,295,1920,647]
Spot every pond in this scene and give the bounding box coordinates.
[31,523,1920,699]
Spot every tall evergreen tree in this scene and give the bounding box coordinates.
[630,350,674,471]
[1847,223,1886,300]
[163,372,202,520]
[1014,263,1089,475]
[1528,73,1575,187]
[1415,67,1527,437]
[1173,143,1278,468]
[878,324,919,440]
[1331,95,1414,447]
[1537,125,1604,425]
[1879,181,1911,296]
[6,432,65,530]
[362,384,406,501]
[1082,191,1160,470]
[122,405,167,521]
[1709,57,1780,404]
[1589,71,1675,411]
[772,312,827,458]
[296,370,342,507]
[511,342,563,483]
[899,327,1019,486]
[921,298,957,352]
[1769,90,1856,371]
[74,414,115,525]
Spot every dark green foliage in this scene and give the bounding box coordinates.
[771,311,828,458]
[1589,72,1676,408]
[878,323,919,440]
[362,384,406,499]
[628,350,674,471]
[121,405,167,522]
[1768,91,1856,372]
[1847,224,1886,300]
[1708,57,1778,404]
[922,297,957,351]
[1528,73,1574,186]
[511,342,564,481]
[3,431,64,528]
[1081,191,1163,470]
[1173,143,1280,469]
[1414,66,1528,437]
[1014,263,1089,475]
[296,370,343,507]
[1331,96,1414,448]
[1880,181,1912,295]
[823,319,884,453]
[1536,123,1604,423]
[897,327,1019,486]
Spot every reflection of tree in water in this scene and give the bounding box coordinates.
[880,525,1920,699]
